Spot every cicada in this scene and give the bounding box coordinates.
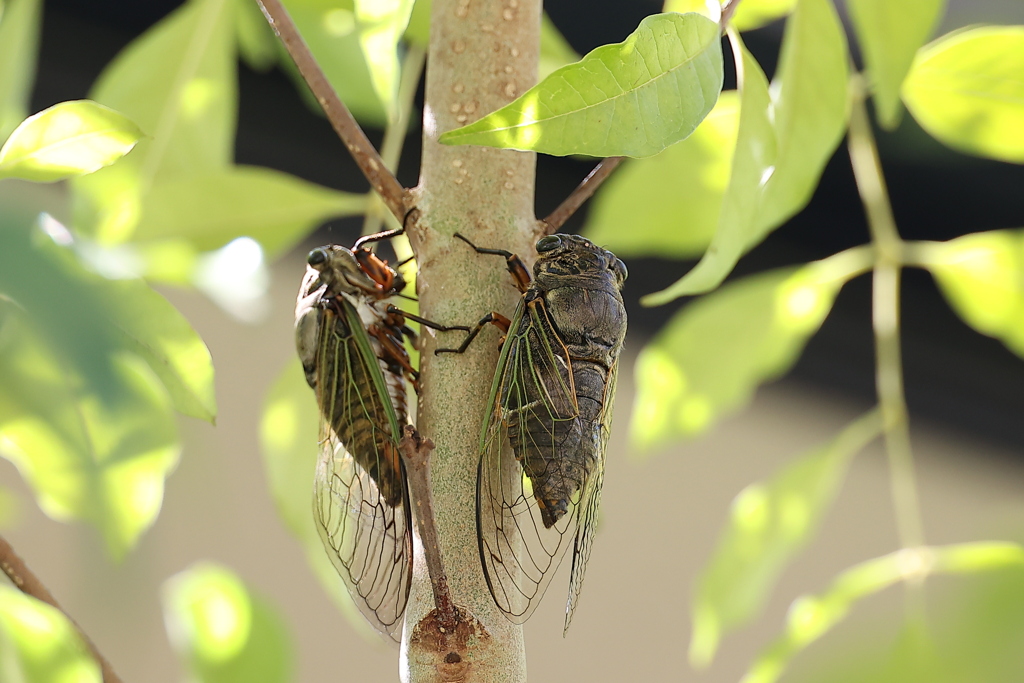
[440,233,628,633]
[295,231,461,641]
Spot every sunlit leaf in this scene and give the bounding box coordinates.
[0,101,142,182]
[163,563,292,683]
[848,0,945,129]
[631,249,871,451]
[258,359,372,635]
[0,0,41,142]
[584,92,739,258]
[71,0,236,243]
[0,586,102,683]
[903,26,1024,163]
[132,166,368,257]
[539,13,579,79]
[741,542,1024,683]
[354,0,415,120]
[0,312,179,559]
[439,12,724,158]
[282,0,386,126]
[926,230,1024,358]
[403,0,429,46]
[731,0,797,32]
[689,410,882,668]
[644,0,848,302]
[235,0,278,71]
[642,35,773,303]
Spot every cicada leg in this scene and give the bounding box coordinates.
[452,233,531,293]
[434,311,512,355]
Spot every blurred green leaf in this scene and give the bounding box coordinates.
[0,586,102,683]
[757,0,848,231]
[0,101,143,182]
[642,36,773,303]
[539,13,579,79]
[742,542,1024,683]
[0,311,179,558]
[439,12,724,158]
[163,563,293,683]
[235,0,279,71]
[133,166,367,257]
[903,26,1024,163]
[645,0,848,302]
[0,0,41,143]
[282,0,386,126]
[403,0,429,46]
[926,230,1024,358]
[632,248,870,450]
[0,484,20,530]
[71,0,236,243]
[732,0,797,32]
[584,92,738,258]
[259,359,372,635]
[690,410,882,668]
[848,0,945,129]
[355,0,415,120]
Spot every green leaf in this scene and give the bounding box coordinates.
[0,101,143,182]
[0,484,20,530]
[163,563,293,683]
[259,359,375,635]
[584,92,739,258]
[903,26,1024,163]
[0,312,179,559]
[403,0,430,46]
[644,0,849,303]
[0,586,102,683]
[741,542,1024,683]
[71,0,237,243]
[690,410,882,668]
[848,0,945,129]
[926,230,1024,357]
[235,0,279,71]
[438,12,724,158]
[539,13,580,79]
[0,0,41,143]
[355,0,415,120]
[642,36,774,303]
[133,166,368,257]
[732,0,798,32]
[631,248,870,451]
[282,0,386,127]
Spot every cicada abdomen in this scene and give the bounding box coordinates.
[443,233,627,633]
[295,243,414,641]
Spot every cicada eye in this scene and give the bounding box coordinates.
[612,257,628,282]
[536,235,562,253]
[308,248,328,266]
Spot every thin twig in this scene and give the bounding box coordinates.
[720,0,743,29]
[847,78,925,553]
[0,534,123,683]
[542,157,624,234]
[399,426,458,628]
[256,0,408,222]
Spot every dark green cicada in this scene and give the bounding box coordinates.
[296,232,462,641]
[440,233,628,633]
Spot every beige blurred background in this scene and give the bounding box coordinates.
[2,245,1024,683]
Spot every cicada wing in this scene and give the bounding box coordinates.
[563,359,616,633]
[311,303,412,643]
[477,299,587,624]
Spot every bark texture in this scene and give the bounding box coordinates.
[402,0,542,680]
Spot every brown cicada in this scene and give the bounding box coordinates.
[295,229,463,641]
[439,233,628,633]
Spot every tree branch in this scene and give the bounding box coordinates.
[256,0,408,222]
[542,157,623,234]
[0,534,122,683]
[399,426,458,628]
[720,0,743,29]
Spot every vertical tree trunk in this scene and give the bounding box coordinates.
[402,0,542,680]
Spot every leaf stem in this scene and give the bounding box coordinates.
[847,78,925,552]
[256,0,408,223]
[0,534,123,683]
[542,157,623,234]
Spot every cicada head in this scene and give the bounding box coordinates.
[532,234,627,291]
[305,245,390,299]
